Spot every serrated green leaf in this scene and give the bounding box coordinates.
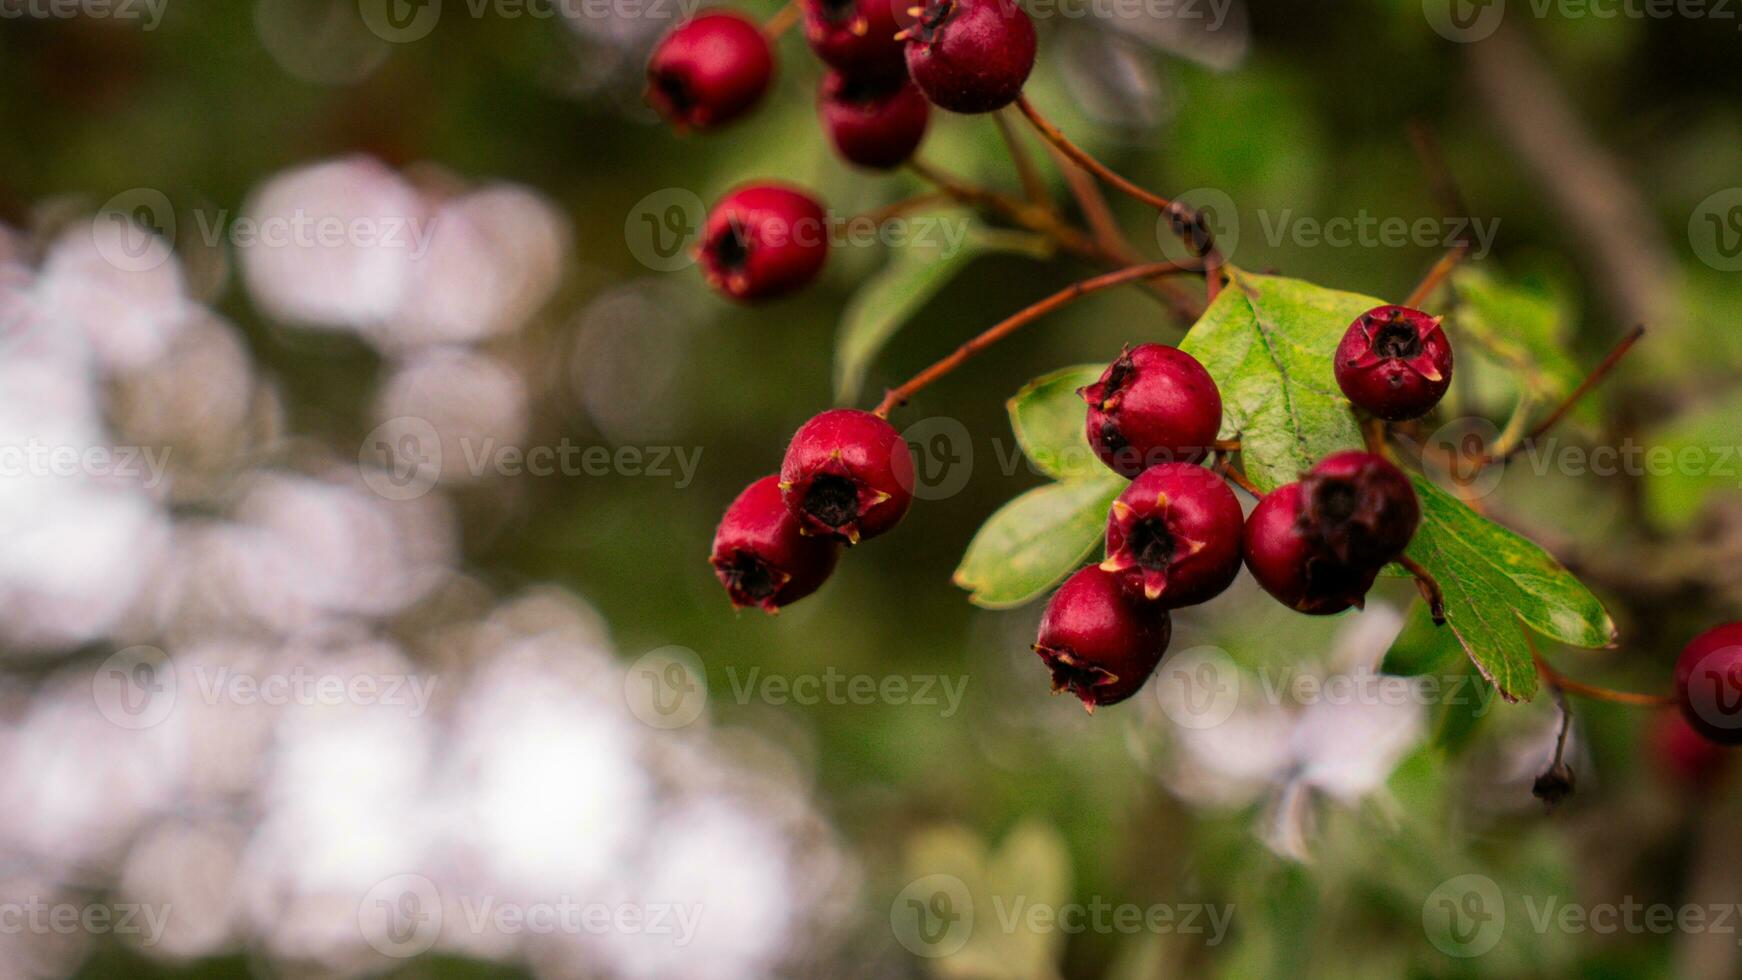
[1179,269,1370,493]
[1007,364,1104,481]
[1640,387,1742,531]
[1402,474,1617,703]
[1451,267,1584,403]
[953,476,1124,609]
[833,223,1053,403]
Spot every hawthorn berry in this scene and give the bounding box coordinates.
[779,408,914,544]
[711,476,841,612]
[1034,565,1173,712]
[646,11,775,131]
[1101,463,1244,608]
[1334,305,1454,421]
[1242,483,1379,616]
[1650,710,1731,790]
[818,71,930,170]
[1674,622,1742,746]
[900,0,1036,114]
[1297,451,1421,569]
[1080,344,1223,479]
[803,0,907,78]
[700,184,830,302]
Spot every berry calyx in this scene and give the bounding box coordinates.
[900,0,1036,114]
[779,408,914,543]
[802,0,907,77]
[1334,305,1454,421]
[1034,565,1173,712]
[1080,344,1223,479]
[818,70,930,170]
[1101,463,1244,608]
[700,184,830,302]
[711,476,842,613]
[645,12,775,131]
[1650,710,1731,790]
[1297,451,1421,569]
[1242,483,1379,616]
[1674,623,1742,746]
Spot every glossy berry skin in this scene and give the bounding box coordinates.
[711,476,841,613]
[1102,463,1244,608]
[1675,623,1742,746]
[901,0,1036,114]
[1034,566,1172,712]
[1243,483,1379,616]
[699,184,830,302]
[1297,451,1421,568]
[645,12,774,131]
[1334,305,1454,421]
[818,71,930,170]
[1651,710,1731,790]
[803,0,907,78]
[1080,344,1223,479]
[779,409,914,544]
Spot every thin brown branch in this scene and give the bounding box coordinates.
[993,109,1049,208]
[763,1,800,38]
[1398,555,1446,625]
[1404,244,1469,309]
[1530,635,1676,708]
[1484,325,1647,464]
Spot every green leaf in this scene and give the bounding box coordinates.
[1451,267,1584,404]
[1640,387,1742,531]
[833,223,1053,403]
[1179,269,1371,493]
[1401,474,1617,703]
[1006,364,1104,481]
[953,475,1124,609]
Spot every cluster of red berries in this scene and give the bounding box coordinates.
[646,0,1038,302]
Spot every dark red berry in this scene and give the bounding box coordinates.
[1242,483,1379,616]
[779,408,914,543]
[803,0,907,77]
[818,70,930,170]
[1675,623,1742,746]
[699,184,830,302]
[646,12,774,131]
[1080,344,1223,479]
[901,0,1035,114]
[711,476,841,612]
[1334,305,1454,421]
[1034,566,1172,712]
[1651,710,1731,790]
[1297,451,1421,568]
[1101,463,1243,608]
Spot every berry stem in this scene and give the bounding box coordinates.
[1403,243,1469,309]
[1216,458,1262,497]
[873,260,1204,417]
[763,1,800,39]
[1529,635,1676,708]
[1397,555,1447,625]
[1483,324,1647,465]
[992,109,1050,209]
[1044,141,1130,259]
[848,192,953,229]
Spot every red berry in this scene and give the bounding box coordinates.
[1650,710,1731,790]
[1334,305,1454,421]
[699,184,830,302]
[646,12,774,131]
[779,409,914,543]
[1297,451,1421,568]
[901,0,1035,114]
[711,476,841,612]
[1675,623,1742,746]
[818,71,930,170]
[1101,463,1244,608]
[1080,344,1223,479]
[1034,566,1172,712]
[803,0,907,77]
[1242,483,1379,616]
